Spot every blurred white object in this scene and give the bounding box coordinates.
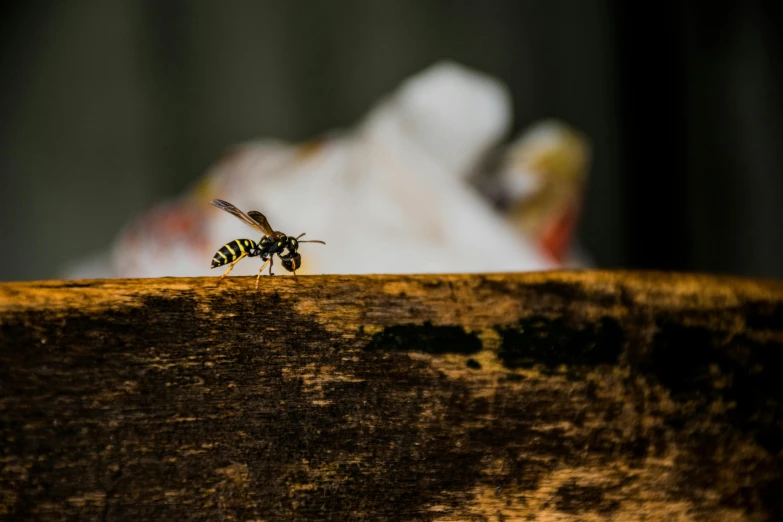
[394,61,512,177]
[64,61,567,279]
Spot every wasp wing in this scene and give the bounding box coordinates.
[247,210,279,240]
[210,199,275,237]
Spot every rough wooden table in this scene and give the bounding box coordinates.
[1,271,782,521]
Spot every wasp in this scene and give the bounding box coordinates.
[209,199,325,288]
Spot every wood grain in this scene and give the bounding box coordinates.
[1,271,782,521]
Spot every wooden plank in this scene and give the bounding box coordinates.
[1,271,782,521]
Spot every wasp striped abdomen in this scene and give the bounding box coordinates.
[211,239,259,268]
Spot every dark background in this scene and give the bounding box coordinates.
[1,1,781,281]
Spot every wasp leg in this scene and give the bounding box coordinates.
[290,256,299,281]
[269,256,275,276]
[217,253,247,284]
[255,258,270,290]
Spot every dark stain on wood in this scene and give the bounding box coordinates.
[466,358,482,370]
[365,321,482,354]
[743,300,783,330]
[1,272,782,520]
[496,315,624,372]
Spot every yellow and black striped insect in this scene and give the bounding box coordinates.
[210,199,325,288]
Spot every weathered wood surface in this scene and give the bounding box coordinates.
[1,271,782,521]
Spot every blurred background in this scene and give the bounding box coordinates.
[1,1,782,281]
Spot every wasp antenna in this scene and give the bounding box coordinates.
[300,239,326,245]
[296,233,306,239]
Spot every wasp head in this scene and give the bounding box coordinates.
[282,253,301,272]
